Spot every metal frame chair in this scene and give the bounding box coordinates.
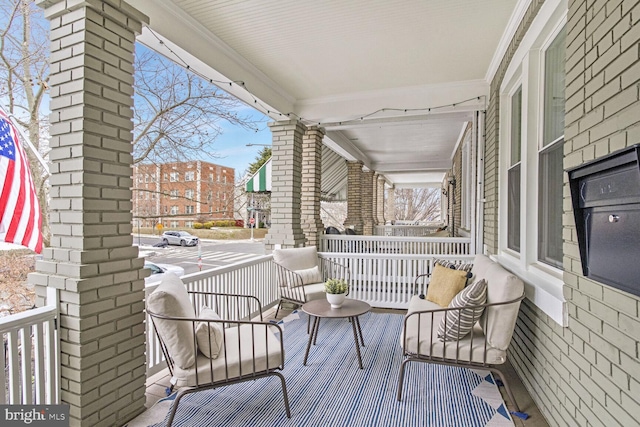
[147,290,291,426]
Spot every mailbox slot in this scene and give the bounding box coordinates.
[568,144,640,297]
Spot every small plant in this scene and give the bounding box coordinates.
[324,278,348,294]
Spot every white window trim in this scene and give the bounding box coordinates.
[497,0,568,326]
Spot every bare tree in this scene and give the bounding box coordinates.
[0,0,51,246]
[394,188,441,222]
[133,46,261,165]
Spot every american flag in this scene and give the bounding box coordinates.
[0,110,43,253]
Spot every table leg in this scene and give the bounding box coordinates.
[350,316,364,369]
[355,316,365,346]
[304,316,319,366]
[311,317,320,345]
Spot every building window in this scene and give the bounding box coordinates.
[163,173,168,181]
[170,190,179,199]
[538,27,566,269]
[185,189,194,200]
[185,171,195,182]
[186,205,194,214]
[171,221,179,228]
[170,206,178,215]
[185,221,193,228]
[170,172,179,182]
[507,86,522,253]
[497,2,566,325]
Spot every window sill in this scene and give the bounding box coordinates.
[492,253,567,327]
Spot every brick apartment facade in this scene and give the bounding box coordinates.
[133,161,235,229]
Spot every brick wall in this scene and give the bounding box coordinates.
[486,1,640,426]
[133,161,235,227]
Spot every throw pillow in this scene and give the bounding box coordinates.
[434,258,474,281]
[294,265,323,286]
[438,279,487,341]
[195,306,224,359]
[425,264,469,307]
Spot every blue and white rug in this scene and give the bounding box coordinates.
[149,311,513,427]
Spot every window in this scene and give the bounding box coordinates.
[186,205,194,214]
[497,1,566,326]
[209,174,213,183]
[207,191,212,202]
[163,173,168,181]
[538,27,566,269]
[507,86,522,252]
[170,172,179,182]
[170,206,178,215]
[185,221,193,228]
[145,174,149,183]
[185,171,195,182]
[170,190,179,199]
[185,189,194,200]
[171,221,179,228]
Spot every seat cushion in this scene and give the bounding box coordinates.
[273,246,319,271]
[401,295,506,365]
[437,279,487,341]
[281,282,325,303]
[295,265,323,286]
[195,307,224,359]
[173,323,284,387]
[426,264,468,307]
[147,273,196,369]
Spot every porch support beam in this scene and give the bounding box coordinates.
[387,184,396,223]
[301,126,325,248]
[31,1,149,426]
[343,161,364,233]
[264,120,307,249]
[372,172,379,226]
[361,169,375,235]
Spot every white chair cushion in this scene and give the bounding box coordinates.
[295,265,322,286]
[281,282,325,302]
[273,246,319,271]
[401,296,506,365]
[195,307,224,359]
[147,273,196,369]
[173,323,283,387]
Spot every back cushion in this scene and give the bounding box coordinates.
[273,246,318,271]
[481,263,524,351]
[470,254,494,282]
[147,273,197,369]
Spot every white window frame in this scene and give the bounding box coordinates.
[170,206,178,215]
[185,171,195,182]
[170,172,179,182]
[497,0,567,326]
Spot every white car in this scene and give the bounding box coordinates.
[144,261,185,286]
[161,231,199,247]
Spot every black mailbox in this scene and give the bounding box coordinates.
[568,144,640,297]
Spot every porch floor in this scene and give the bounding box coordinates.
[141,306,549,427]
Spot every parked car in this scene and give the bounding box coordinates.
[144,261,185,286]
[161,231,199,246]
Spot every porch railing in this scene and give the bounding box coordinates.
[1,288,60,405]
[373,224,443,237]
[319,235,472,255]
[319,253,475,309]
[145,254,277,377]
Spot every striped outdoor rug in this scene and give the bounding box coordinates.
[151,311,513,427]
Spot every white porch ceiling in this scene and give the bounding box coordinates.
[130,0,524,188]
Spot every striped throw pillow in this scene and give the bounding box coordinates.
[434,258,474,281]
[437,279,487,341]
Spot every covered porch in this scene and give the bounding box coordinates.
[7,0,640,426]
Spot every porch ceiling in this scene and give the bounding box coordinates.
[130,0,523,187]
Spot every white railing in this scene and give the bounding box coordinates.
[145,255,278,377]
[319,253,475,309]
[373,224,443,237]
[319,235,472,255]
[1,288,59,405]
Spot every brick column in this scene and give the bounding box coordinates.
[30,2,148,426]
[361,169,375,235]
[386,184,396,223]
[377,175,386,225]
[343,161,363,233]
[301,126,324,248]
[372,172,378,226]
[264,120,306,249]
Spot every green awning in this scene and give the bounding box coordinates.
[245,158,271,192]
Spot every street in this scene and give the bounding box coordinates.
[137,236,266,275]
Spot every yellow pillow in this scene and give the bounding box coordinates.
[426,264,468,307]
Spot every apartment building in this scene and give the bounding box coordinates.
[133,161,235,228]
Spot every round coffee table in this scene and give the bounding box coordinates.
[302,298,371,369]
